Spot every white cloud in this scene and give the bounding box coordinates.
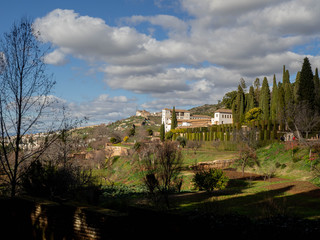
[33,1,320,118]
[67,94,137,125]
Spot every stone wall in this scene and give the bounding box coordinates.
[0,197,128,239]
[191,159,236,170]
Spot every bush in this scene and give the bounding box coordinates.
[110,137,121,144]
[21,160,100,202]
[192,168,229,192]
[176,136,187,148]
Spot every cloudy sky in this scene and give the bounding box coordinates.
[1,0,320,126]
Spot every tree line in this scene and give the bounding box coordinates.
[225,58,320,127]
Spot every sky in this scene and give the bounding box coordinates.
[1,0,320,126]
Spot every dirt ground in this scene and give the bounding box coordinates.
[223,169,320,198]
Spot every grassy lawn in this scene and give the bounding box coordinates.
[93,141,320,220]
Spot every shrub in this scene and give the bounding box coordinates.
[192,168,229,192]
[176,136,187,148]
[110,137,121,144]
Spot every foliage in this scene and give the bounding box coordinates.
[165,131,173,140]
[192,168,229,192]
[21,160,99,202]
[160,123,165,142]
[171,106,177,130]
[176,136,187,148]
[147,128,153,136]
[245,107,262,123]
[221,91,237,109]
[259,77,271,121]
[110,137,121,144]
[129,127,135,137]
[297,57,315,108]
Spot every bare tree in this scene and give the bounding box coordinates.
[138,141,183,208]
[0,18,62,197]
[285,101,320,141]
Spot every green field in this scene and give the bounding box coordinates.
[93,141,320,220]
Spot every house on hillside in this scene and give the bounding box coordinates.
[162,108,191,132]
[162,107,233,132]
[136,110,151,118]
[162,108,212,132]
[211,109,233,125]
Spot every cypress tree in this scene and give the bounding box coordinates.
[160,123,165,142]
[277,82,285,124]
[246,85,256,111]
[254,78,260,106]
[232,84,246,123]
[270,74,278,121]
[259,77,271,121]
[293,71,300,104]
[171,106,177,130]
[297,57,314,107]
[313,68,320,112]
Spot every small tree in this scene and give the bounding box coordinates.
[237,144,259,176]
[138,142,183,208]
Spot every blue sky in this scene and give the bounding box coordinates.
[1,0,320,126]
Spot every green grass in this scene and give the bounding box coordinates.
[92,141,320,220]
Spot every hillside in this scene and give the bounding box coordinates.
[188,103,223,117]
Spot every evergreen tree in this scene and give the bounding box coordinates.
[259,77,271,121]
[160,123,165,142]
[246,85,256,111]
[171,106,177,130]
[282,65,290,85]
[313,68,320,112]
[254,78,260,106]
[293,71,301,104]
[281,66,293,109]
[297,57,314,108]
[277,82,285,123]
[270,74,278,121]
[232,84,246,123]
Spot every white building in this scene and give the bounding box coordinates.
[211,109,233,125]
[162,108,191,132]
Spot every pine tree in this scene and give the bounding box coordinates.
[171,106,177,130]
[259,77,271,121]
[297,57,314,108]
[270,74,278,121]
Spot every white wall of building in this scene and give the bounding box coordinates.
[212,112,233,125]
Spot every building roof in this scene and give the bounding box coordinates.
[215,108,232,113]
[191,115,211,118]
